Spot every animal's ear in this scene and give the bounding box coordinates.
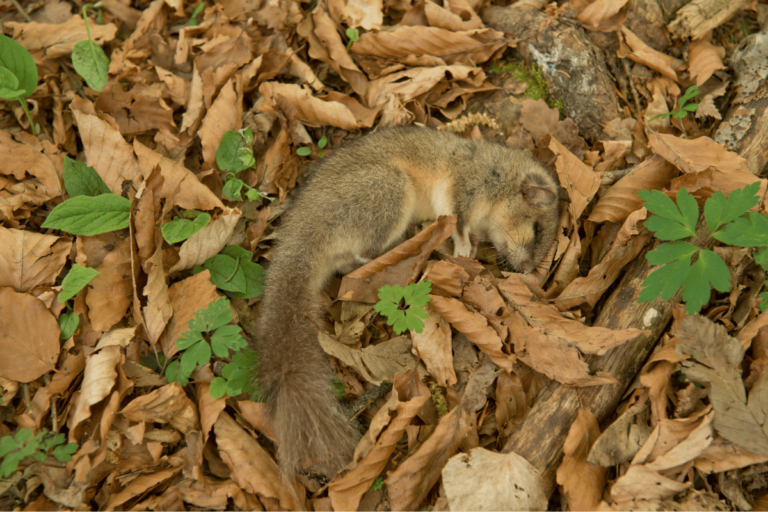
[522,184,558,207]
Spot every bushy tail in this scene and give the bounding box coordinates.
[253,256,359,476]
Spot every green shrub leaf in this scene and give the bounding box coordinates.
[62,156,110,197]
[162,212,211,244]
[71,39,109,91]
[714,211,768,248]
[0,35,38,98]
[0,66,24,99]
[58,264,100,302]
[42,194,131,235]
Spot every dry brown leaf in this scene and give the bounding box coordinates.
[549,136,600,221]
[318,332,417,384]
[429,294,513,372]
[619,26,685,82]
[633,410,714,472]
[121,382,201,435]
[7,15,117,60]
[168,208,242,273]
[443,448,548,510]
[328,0,383,30]
[519,99,559,140]
[575,0,630,32]
[648,131,749,175]
[694,435,768,474]
[329,371,429,511]
[141,242,173,345]
[422,260,471,297]
[423,0,483,31]
[67,345,122,439]
[556,408,606,511]
[410,305,456,386]
[386,405,471,511]
[0,130,63,195]
[105,469,182,510]
[0,287,59,382]
[588,400,651,466]
[180,65,205,135]
[556,209,651,310]
[338,215,456,303]
[669,167,767,204]
[0,227,71,293]
[688,42,726,86]
[589,155,677,223]
[198,78,242,168]
[158,270,221,359]
[94,83,177,135]
[259,82,377,130]
[214,412,303,510]
[70,97,144,195]
[86,237,133,332]
[609,465,690,503]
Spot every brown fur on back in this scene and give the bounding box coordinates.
[251,127,562,476]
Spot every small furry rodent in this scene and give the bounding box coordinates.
[252,126,562,476]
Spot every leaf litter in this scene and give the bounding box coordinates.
[2,0,768,510]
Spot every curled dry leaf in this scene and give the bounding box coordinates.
[94,83,177,135]
[0,130,62,194]
[318,332,417,385]
[168,207,242,273]
[423,0,484,32]
[410,305,457,386]
[575,0,631,33]
[694,435,768,474]
[648,131,749,175]
[619,27,685,82]
[519,98,559,140]
[121,382,201,435]
[556,408,606,511]
[589,154,677,224]
[86,237,133,332]
[198,79,242,167]
[338,215,456,303]
[214,412,303,511]
[549,136,600,221]
[443,448,548,510]
[68,345,122,438]
[7,15,117,60]
[634,410,714,472]
[385,405,471,511]
[105,469,183,510]
[0,287,59,382]
[0,226,72,293]
[688,42,726,86]
[328,0,384,30]
[609,465,690,504]
[329,370,430,511]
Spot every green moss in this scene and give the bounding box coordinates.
[428,382,449,417]
[489,61,564,115]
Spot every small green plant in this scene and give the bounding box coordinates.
[649,85,699,138]
[43,159,130,236]
[57,264,100,339]
[188,2,205,26]
[374,281,432,334]
[0,34,39,136]
[71,3,110,92]
[165,297,262,399]
[193,245,264,299]
[216,128,271,202]
[369,477,385,491]
[162,210,211,244]
[0,429,78,477]
[296,135,328,158]
[639,182,768,314]
[345,28,359,50]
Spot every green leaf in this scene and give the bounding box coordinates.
[177,329,204,351]
[219,245,264,299]
[760,291,768,312]
[71,39,110,92]
[681,249,731,315]
[639,189,697,240]
[216,129,255,173]
[645,241,698,266]
[639,258,691,303]
[58,264,100,302]
[51,442,78,462]
[648,112,672,122]
[210,324,245,357]
[198,254,247,293]
[676,188,699,235]
[209,377,228,398]
[58,312,80,339]
[678,85,699,106]
[709,182,761,233]
[404,280,432,307]
[404,304,428,333]
[0,66,23,99]
[225,368,251,396]
[703,191,726,232]
[346,27,359,42]
[672,110,687,119]
[318,136,328,149]
[165,360,188,386]
[42,194,131,235]
[188,1,205,25]
[187,297,234,332]
[714,211,768,247]
[0,35,38,98]
[62,156,111,197]
[140,354,164,371]
[222,178,244,201]
[296,146,312,156]
[181,339,210,375]
[162,212,210,244]
[682,103,698,112]
[0,434,20,458]
[643,216,694,241]
[755,247,768,273]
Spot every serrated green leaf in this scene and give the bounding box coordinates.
[0,66,23,99]
[177,329,203,350]
[71,40,109,92]
[181,340,210,375]
[188,297,234,332]
[638,189,689,228]
[51,442,78,462]
[755,247,768,272]
[162,212,210,244]
[296,146,312,156]
[0,434,20,458]
[0,35,38,98]
[678,85,699,106]
[209,377,227,398]
[62,156,111,197]
[704,191,726,232]
[58,264,100,302]
[226,368,251,396]
[676,188,699,234]
[682,103,698,112]
[58,312,79,339]
[42,194,130,235]
[210,324,244,357]
[699,250,731,292]
[646,241,698,265]
[391,311,408,334]
[643,216,695,241]
[681,250,731,315]
[233,348,258,368]
[639,258,691,303]
[405,306,428,333]
[711,182,761,232]
[713,211,768,247]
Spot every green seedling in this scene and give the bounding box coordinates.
[188,2,205,26]
[0,34,39,136]
[374,281,432,334]
[649,85,699,138]
[1,429,78,478]
[216,128,271,202]
[296,135,328,158]
[346,28,359,50]
[639,183,768,314]
[57,264,100,339]
[71,3,110,91]
[162,210,211,244]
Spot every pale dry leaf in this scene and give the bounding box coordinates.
[444,448,548,511]
[195,382,226,442]
[328,0,383,30]
[94,83,176,135]
[423,0,483,31]
[694,435,768,474]
[7,14,117,59]
[609,465,690,503]
[549,136,600,221]
[105,469,182,510]
[0,130,62,194]
[214,412,303,510]
[86,237,133,332]
[94,326,137,350]
[385,406,471,511]
[575,0,630,32]
[168,208,242,273]
[142,243,173,345]
[121,382,201,435]
[588,400,651,466]
[695,94,721,120]
[638,410,715,472]
[669,167,767,205]
[647,131,748,175]
[556,408,606,511]
[0,288,59,382]
[688,42,726,86]
[519,99,559,140]
[619,26,684,82]
[410,305,456,386]
[589,155,677,223]
[318,332,417,385]
[0,227,72,293]
[68,345,121,437]
[180,65,205,135]
[198,78,241,168]
[158,271,221,359]
[422,260,470,298]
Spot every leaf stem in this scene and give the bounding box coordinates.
[82,4,94,43]
[17,97,38,136]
